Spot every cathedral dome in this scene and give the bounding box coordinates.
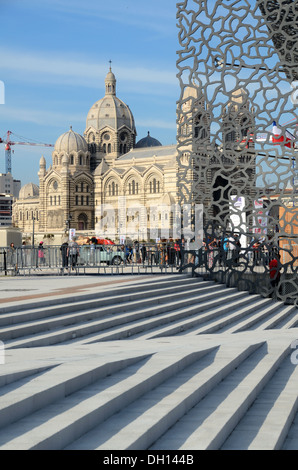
[135,131,162,148]
[86,68,136,135]
[19,182,39,199]
[54,127,88,153]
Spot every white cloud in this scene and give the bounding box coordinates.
[24,0,175,35]
[2,106,84,127]
[0,47,177,91]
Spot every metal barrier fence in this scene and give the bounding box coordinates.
[2,242,297,304]
[183,245,298,305]
[0,243,195,276]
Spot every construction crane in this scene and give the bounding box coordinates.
[0,130,54,174]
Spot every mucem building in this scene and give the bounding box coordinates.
[177,0,298,303]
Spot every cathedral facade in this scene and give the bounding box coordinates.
[12,68,256,242]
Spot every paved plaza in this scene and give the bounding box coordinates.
[0,272,298,450]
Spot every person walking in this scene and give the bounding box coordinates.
[269,253,281,299]
[67,238,79,270]
[38,241,45,267]
[60,240,69,273]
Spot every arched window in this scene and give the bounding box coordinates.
[70,155,74,165]
[108,143,111,153]
[148,177,160,194]
[153,179,157,193]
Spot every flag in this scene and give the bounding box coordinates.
[272,121,296,148]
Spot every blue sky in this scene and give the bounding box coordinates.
[0,0,179,185]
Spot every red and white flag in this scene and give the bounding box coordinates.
[272,121,296,148]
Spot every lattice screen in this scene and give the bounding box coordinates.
[176,0,298,303]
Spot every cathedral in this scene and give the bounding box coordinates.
[12,67,256,242]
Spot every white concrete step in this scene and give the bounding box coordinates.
[65,341,264,450]
[175,297,277,336]
[139,295,270,339]
[0,278,206,327]
[243,304,297,331]
[4,288,246,349]
[222,351,298,450]
[215,302,295,334]
[0,347,214,450]
[150,339,292,450]
[0,353,148,430]
[0,283,219,341]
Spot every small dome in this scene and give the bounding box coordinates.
[86,67,136,135]
[19,182,39,199]
[54,127,88,153]
[135,132,162,148]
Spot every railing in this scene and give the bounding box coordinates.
[0,243,195,276]
[182,245,298,304]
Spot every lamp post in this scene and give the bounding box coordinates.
[65,215,72,238]
[32,216,35,248]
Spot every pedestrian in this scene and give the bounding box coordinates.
[60,239,69,272]
[207,238,217,269]
[234,235,241,264]
[140,243,147,265]
[89,239,96,265]
[269,253,281,298]
[222,236,229,265]
[38,241,45,266]
[67,237,79,270]
[8,242,17,271]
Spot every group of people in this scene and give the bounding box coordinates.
[201,233,282,298]
[121,239,184,266]
[202,234,242,268]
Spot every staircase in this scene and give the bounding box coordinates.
[0,274,298,449]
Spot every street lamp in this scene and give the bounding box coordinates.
[32,216,35,248]
[65,215,72,235]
